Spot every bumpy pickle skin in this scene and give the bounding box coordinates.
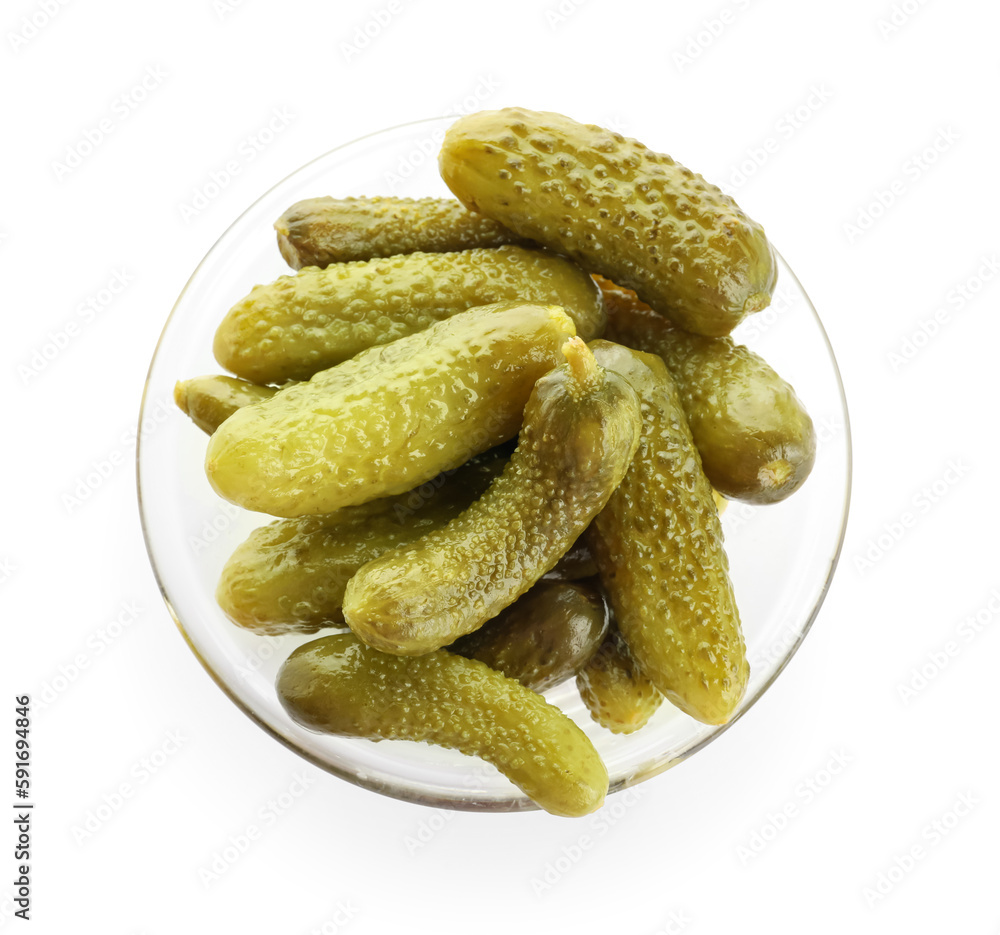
[217,447,511,635]
[585,340,748,725]
[274,196,530,269]
[214,245,605,384]
[577,628,664,735]
[448,580,609,692]
[343,338,642,656]
[599,278,816,504]
[277,634,608,817]
[205,303,576,518]
[174,375,277,435]
[439,107,776,337]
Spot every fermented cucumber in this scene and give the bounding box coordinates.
[205,302,577,517]
[440,107,775,336]
[274,196,528,269]
[277,633,609,817]
[586,340,748,725]
[214,245,605,384]
[343,338,641,655]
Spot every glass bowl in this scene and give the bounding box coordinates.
[137,116,852,812]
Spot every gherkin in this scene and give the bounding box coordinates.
[174,374,277,435]
[343,338,641,655]
[214,245,605,385]
[600,277,815,504]
[449,580,608,692]
[277,633,609,817]
[439,107,776,337]
[205,302,577,518]
[217,447,511,635]
[274,195,529,269]
[586,340,748,725]
[577,628,664,734]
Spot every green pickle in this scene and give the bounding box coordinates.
[274,196,529,269]
[449,580,609,692]
[343,338,641,655]
[600,278,816,503]
[205,302,577,517]
[576,628,664,734]
[174,375,277,435]
[277,633,608,817]
[439,107,776,337]
[586,340,748,725]
[214,245,605,384]
[217,447,511,635]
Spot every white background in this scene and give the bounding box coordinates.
[3,0,998,931]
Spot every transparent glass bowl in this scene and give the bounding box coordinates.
[138,116,852,812]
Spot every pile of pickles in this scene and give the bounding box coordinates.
[176,108,816,817]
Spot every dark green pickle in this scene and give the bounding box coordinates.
[274,196,529,269]
[576,628,664,734]
[586,340,748,725]
[600,278,816,504]
[449,580,609,692]
[440,107,776,337]
[217,446,512,635]
[277,633,609,817]
[343,338,641,655]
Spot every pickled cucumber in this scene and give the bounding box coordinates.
[277,633,608,816]
[215,245,605,385]
[586,340,748,725]
[600,278,816,503]
[343,338,641,655]
[275,196,529,269]
[206,302,577,517]
[543,537,599,582]
[439,107,776,337]
[217,447,511,635]
[174,375,277,435]
[577,628,664,734]
[449,580,609,692]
